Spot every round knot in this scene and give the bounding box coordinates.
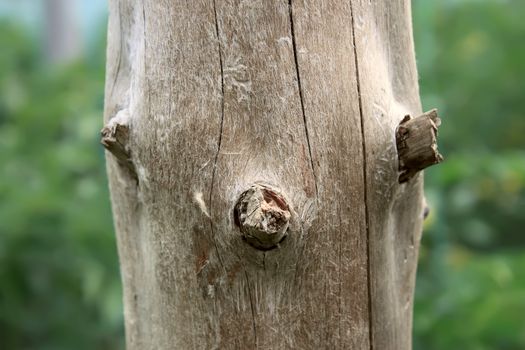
[234,184,291,250]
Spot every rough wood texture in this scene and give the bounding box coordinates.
[396,109,443,183]
[103,1,427,349]
[101,110,137,181]
[234,184,291,250]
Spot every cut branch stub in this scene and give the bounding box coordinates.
[234,184,291,250]
[396,109,444,183]
[101,122,137,181]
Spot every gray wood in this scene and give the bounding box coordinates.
[351,1,426,349]
[103,1,428,349]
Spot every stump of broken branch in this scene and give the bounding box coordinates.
[396,109,444,183]
[100,122,137,181]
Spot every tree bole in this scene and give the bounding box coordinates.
[103,1,435,349]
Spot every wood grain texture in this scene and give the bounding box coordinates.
[103,0,424,349]
[351,1,425,349]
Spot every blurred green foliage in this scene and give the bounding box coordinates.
[413,0,525,349]
[0,20,123,350]
[0,0,524,349]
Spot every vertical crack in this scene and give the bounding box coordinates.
[349,1,373,349]
[209,0,226,272]
[288,0,319,198]
[140,0,152,192]
[338,213,343,348]
[142,0,151,127]
[110,0,123,98]
[244,270,258,348]
[142,2,147,78]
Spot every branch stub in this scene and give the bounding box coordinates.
[234,184,291,250]
[396,109,444,183]
[100,121,137,181]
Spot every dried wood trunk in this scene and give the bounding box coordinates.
[103,1,428,349]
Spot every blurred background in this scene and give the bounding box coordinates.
[0,0,523,349]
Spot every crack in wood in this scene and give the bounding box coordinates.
[209,0,227,274]
[110,0,123,99]
[349,1,374,349]
[288,0,319,199]
[244,270,258,349]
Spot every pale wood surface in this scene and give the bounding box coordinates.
[352,1,425,349]
[103,1,425,349]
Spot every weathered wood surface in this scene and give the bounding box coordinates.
[396,109,443,183]
[103,1,426,349]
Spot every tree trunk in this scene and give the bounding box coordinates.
[103,1,430,349]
